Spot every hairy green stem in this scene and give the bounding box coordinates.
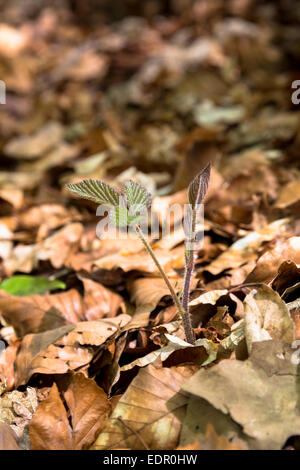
[135,225,195,344]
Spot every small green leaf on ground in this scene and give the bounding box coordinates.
[0,275,66,296]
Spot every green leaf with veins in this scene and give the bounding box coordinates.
[125,180,152,214]
[67,179,122,207]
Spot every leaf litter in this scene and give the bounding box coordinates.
[0,0,300,451]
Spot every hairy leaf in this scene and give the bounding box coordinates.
[188,162,211,208]
[110,206,142,227]
[67,179,121,207]
[125,180,152,212]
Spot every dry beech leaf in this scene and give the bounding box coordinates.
[271,260,300,297]
[181,340,300,449]
[29,383,72,450]
[14,325,75,387]
[30,373,110,450]
[0,280,125,338]
[204,219,289,275]
[246,236,300,284]
[121,334,217,371]
[275,179,300,209]
[19,204,81,233]
[0,289,81,337]
[179,395,250,450]
[189,289,228,307]
[92,364,194,450]
[80,277,124,320]
[3,223,84,275]
[57,315,131,347]
[37,223,83,269]
[63,373,111,449]
[92,247,184,277]
[244,285,294,353]
[0,342,19,391]
[4,122,64,159]
[128,277,198,312]
[15,315,130,386]
[0,422,20,450]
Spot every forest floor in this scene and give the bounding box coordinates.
[0,0,300,450]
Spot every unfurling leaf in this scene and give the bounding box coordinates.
[188,162,211,208]
[125,180,152,213]
[67,179,121,207]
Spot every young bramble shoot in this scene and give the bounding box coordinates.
[66,165,211,345]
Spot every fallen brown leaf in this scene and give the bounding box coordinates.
[30,373,111,450]
[92,364,194,450]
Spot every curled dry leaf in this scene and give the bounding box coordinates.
[271,260,300,298]
[244,284,294,353]
[189,289,228,307]
[92,364,194,450]
[15,315,131,386]
[30,373,111,450]
[14,325,76,387]
[204,219,290,276]
[246,236,300,284]
[121,334,217,371]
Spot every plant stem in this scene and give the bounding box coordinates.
[182,208,197,344]
[182,253,195,343]
[135,225,195,344]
